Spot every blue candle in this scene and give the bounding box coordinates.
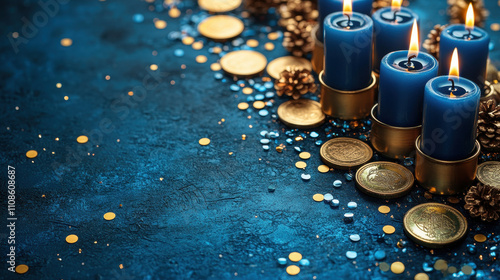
[318,0,373,42]
[421,49,481,161]
[378,21,438,127]
[438,5,489,91]
[372,4,419,72]
[323,2,373,91]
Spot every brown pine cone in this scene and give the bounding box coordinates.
[275,67,318,99]
[372,0,410,12]
[447,0,489,28]
[478,99,500,151]
[278,0,318,27]
[465,183,500,222]
[422,24,448,60]
[283,20,314,57]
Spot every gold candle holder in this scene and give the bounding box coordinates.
[319,71,377,120]
[415,136,480,195]
[311,24,324,74]
[370,104,421,159]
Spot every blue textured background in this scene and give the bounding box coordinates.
[1,0,500,279]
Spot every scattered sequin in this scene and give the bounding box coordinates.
[199,138,210,146]
[103,212,116,221]
[150,64,158,71]
[66,234,78,244]
[378,205,390,214]
[374,250,386,261]
[242,87,254,95]
[169,8,181,18]
[461,265,473,275]
[349,234,360,242]
[210,63,221,71]
[347,202,357,209]
[174,49,184,57]
[333,180,342,188]
[295,161,307,169]
[26,150,38,158]
[474,234,487,243]
[286,265,300,275]
[15,264,29,274]
[313,194,324,202]
[278,258,287,265]
[301,174,311,180]
[238,102,249,110]
[77,135,89,144]
[264,42,275,51]
[246,39,259,47]
[60,38,72,47]
[299,259,310,266]
[434,259,448,271]
[182,36,194,45]
[383,225,395,234]
[299,152,310,160]
[196,55,207,63]
[133,13,144,23]
[323,193,333,202]
[310,132,319,138]
[288,252,302,262]
[346,251,357,259]
[253,101,265,109]
[331,199,339,207]
[391,262,405,274]
[317,165,329,173]
[259,109,269,117]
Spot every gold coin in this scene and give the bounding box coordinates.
[378,205,390,214]
[403,203,467,248]
[237,102,249,110]
[317,165,330,173]
[199,138,211,146]
[198,0,241,12]
[383,225,395,234]
[288,252,302,262]
[77,135,89,144]
[154,20,167,29]
[15,264,29,274]
[320,138,373,170]
[313,194,324,202]
[103,212,116,221]
[220,50,267,77]
[246,39,259,47]
[253,101,265,109]
[391,262,405,274]
[210,63,221,71]
[379,262,390,272]
[277,99,325,129]
[295,161,307,169]
[474,234,487,242]
[26,150,38,158]
[299,152,310,160]
[434,259,448,271]
[414,272,429,280]
[60,38,72,47]
[196,55,207,63]
[198,15,244,41]
[286,265,300,275]
[66,234,78,244]
[266,56,313,79]
[264,42,275,51]
[476,161,500,188]
[355,162,414,199]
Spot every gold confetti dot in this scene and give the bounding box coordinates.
[288,252,302,262]
[60,38,72,47]
[105,75,111,80]
[414,273,429,280]
[286,265,300,275]
[491,23,500,31]
[12,32,19,38]
[299,152,310,160]
[15,264,29,274]
[242,134,247,140]
[264,42,275,51]
[242,87,253,95]
[103,212,116,221]
[154,19,167,29]
[182,36,194,45]
[169,8,181,18]
[77,135,89,144]
[196,55,207,63]
[461,265,473,275]
[64,96,69,101]
[383,225,395,234]
[379,262,390,272]
[212,46,222,54]
[295,161,307,169]
[317,165,329,173]
[434,259,448,271]
[253,101,265,109]
[199,138,210,146]
[237,102,249,110]
[246,39,259,47]
[192,41,203,50]
[128,91,134,96]
[56,83,62,88]
[448,266,457,274]
[150,64,158,71]
[378,205,390,214]
[66,234,78,244]
[474,234,487,242]
[210,63,221,71]
[268,32,279,40]
[313,194,324,202]
[391,262,405,274]
[26,150,38,159]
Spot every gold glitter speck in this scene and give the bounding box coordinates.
[103,212,116,221]
[77,135,89,144]
[383,225,395,234]
[26,150,38,158]
[66,234,78,244]
[378,205,390,214]
[199,138,210,146]
[15,264,29,274]
[60,38,72,47]
[154,20,167,29]
[196,55,207,63]
[288,252,302,262]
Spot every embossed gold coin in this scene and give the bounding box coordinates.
[266,56,313,79]
[476,161,500,188]
[277,99,325,129]
[403,203,467,248]
[355,162,414,199]
[198,0,242,13]
[198,15,244,41]
[220,50,267,77]
[320,138,372,170]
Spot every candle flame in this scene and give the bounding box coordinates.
[448,48,460,78]
[391,0,402,11]
[465,3,474,30]
[408,19,419,58]
[343,0,352,16]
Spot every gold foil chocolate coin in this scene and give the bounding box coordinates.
[266,56,312,79]
[355,162,414,199]
[220,50,267,77]
[476,161,500,188]
[403,203,467,248]
[320,138,373,170]
[198,0,242,13]
[277,99,325,129]
[198,15,244,41]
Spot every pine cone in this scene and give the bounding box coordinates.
[275,67,318,99]
[278,0,318,27]
[283,20,314,57]
[478,99,500,151]
[465,183,500,222]
[422,24,448,60]
[244,0,285,16]
[447,0,489,28]
[372,0,410,12]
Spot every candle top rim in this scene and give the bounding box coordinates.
[427,76,480,100]
[324,11,373,31]
[442,24,489,39]
[372,6,418,25]
[383,51,438,73]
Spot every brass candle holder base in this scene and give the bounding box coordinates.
[370,104,421,159]
[319,71,377,120]
[311,24,324,74]
[415,136,480,195]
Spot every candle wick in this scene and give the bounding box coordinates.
[345,14,351,27]
[406,55,416,69]
[393,10,398,22]
[448,78,455,92]
[467,28,471,39]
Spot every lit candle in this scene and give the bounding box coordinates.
[421,48,481,161]
[372,0,419,72]
[317,0,373,42]
[377,20,438,127]
[323,0,373,90]
[438,4,489,91]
